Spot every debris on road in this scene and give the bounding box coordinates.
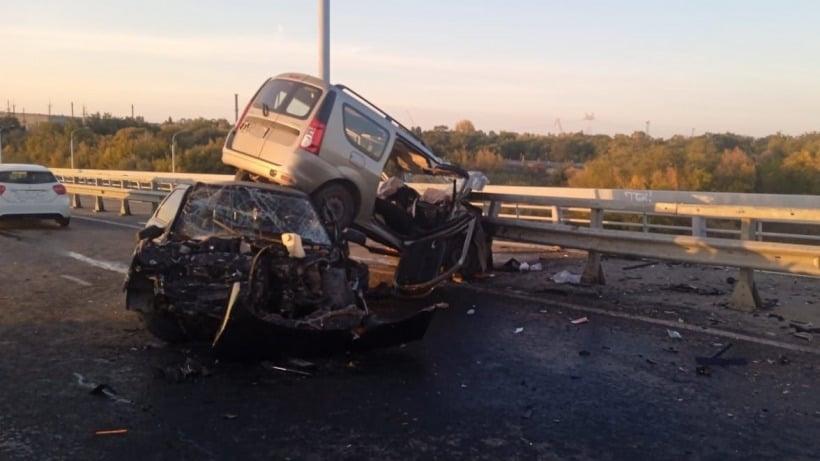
[74,373,132,404]
[666,329,683,339]
[502,258,522,272]
[95,429,128,436]
[466,308,476,315]
[158,357,213,383]
[790,321,819,333]
[530,262,543,271]
[552,270,581,284]
[223,414,239,420]
[570,316,589,325]
[792,332,813,341]
[622,261,657,271]
[579,350,591,357]
[261,361,313,376]
[514,327,524,334]
[664,284,723,296]
[696,365,712,376]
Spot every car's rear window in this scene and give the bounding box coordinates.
[0,170,57,184]
[253,79,323,119]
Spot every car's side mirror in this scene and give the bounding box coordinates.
[343,228,366,246]
[137,225,164,241]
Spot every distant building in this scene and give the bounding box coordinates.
[0,111,71,128]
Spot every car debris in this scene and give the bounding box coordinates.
[74,373,132,404]
[95,429,128,436]
[790,320,819,333]
[570,316,589,325]
[663,283,723,296]
[552,270,581,284]
[622,261,657,271]
[666,329,683,339]
[792,332,813,341]
[124,182,441,354]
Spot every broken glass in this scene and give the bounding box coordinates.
[174,183,331,246]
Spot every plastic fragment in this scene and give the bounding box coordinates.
[570,316,588,325]
[466,309,476,315]
[552,270,581,284]
[666,329,683,339]
[514,327,524,334]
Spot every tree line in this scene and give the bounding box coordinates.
[1,114,818,195]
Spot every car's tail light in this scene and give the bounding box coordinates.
[300,118,326,155]
[0,185,5,195]
[53,184,67,195]
[299,90,336,155]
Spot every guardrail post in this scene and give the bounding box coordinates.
[692,216,707,238]
[549,205,561,223]
[71,194,82,209]
[729,218,761,311]
[120,199,131,216]
[94,196,106,213]
[581,208,606,285]
[486,200,501,219]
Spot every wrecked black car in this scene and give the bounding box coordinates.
[124,181,439,354]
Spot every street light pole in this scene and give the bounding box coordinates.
[171,130,186,173]
[0,124,11,163]
[70,127,90,169]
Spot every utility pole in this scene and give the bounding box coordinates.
[583,112,595,133]
[645,120,651,136]
[71,102,74,118]
[234,93,239,122]
[319,0,330,81]
[131,104,134,119]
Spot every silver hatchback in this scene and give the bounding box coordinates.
[223,73,490,295]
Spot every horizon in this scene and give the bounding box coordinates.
[3,1,819,139]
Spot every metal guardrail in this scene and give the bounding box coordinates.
[53,169,820,310]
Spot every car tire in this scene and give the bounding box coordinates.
[234,169,250,181]
[138,309,187,343]
[312,183,356,229]
[56,217,70,227]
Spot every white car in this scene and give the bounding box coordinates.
[0,163,71,227]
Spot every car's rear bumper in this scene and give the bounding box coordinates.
[0,199,70,219]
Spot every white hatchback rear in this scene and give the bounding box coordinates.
[0,164,71,227]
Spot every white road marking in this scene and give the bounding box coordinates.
[65,251,129,274]
[72,215,143,230]
[60,274,92,286]
[466,285,820,356]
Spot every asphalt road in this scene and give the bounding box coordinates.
[1,204,818,460]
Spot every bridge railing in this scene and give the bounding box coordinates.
[53,169,820,310]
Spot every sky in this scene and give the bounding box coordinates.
[2,0,819,138]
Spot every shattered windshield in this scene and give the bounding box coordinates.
[173,184,331,246]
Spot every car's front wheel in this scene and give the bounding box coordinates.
[56,217,70,227]
[312,183,357,229]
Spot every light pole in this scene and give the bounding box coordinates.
[70,127,90,169]
[171,130,186,173]
[0,124,12,163]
